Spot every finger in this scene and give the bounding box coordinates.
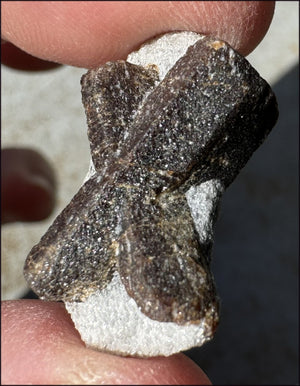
[1,148,56,224]
[1,300,211,385]
[1,41,61,71]
[1,1,275,68]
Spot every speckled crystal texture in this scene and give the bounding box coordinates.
[24,32,278,357]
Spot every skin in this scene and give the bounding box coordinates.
[1,1,275,384]
[1,149,56,224]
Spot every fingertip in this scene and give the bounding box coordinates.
[1,42,61,71]
[1,148,56,224]
[2,300,211,385]
[2,1,275,68]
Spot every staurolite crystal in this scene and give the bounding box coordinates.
[24,32,278,357]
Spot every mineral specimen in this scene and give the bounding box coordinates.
[24,32,278,357]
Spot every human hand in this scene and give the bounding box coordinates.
[1,148,56,225]
[1,2,275,384]
[2,1,275,69]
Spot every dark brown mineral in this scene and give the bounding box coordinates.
[24,35,278,327]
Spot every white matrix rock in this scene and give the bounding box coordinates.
[65,32,223,357]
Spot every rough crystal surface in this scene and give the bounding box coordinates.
[24,32,278,357]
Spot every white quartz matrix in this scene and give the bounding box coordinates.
[66,32,222,357]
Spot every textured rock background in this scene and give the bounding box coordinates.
[2,2,298,384]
